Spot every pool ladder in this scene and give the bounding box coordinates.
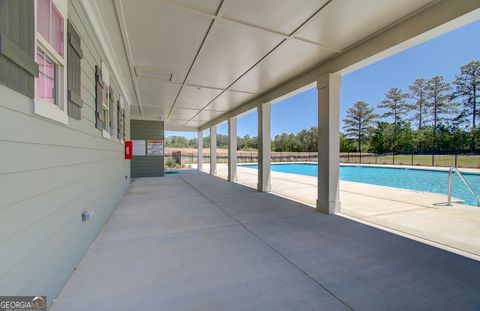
[447,167,480,206]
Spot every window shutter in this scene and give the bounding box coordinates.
[95,65,104,129]
[0,0,38,98]
[122,108,126,140]
[117,100,121,139]
[67,20,83,120]
[109,90,114,135]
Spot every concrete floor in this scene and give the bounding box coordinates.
[201,163,480,259]
[52,171,480,311]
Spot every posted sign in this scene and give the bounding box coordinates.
[132,140,146,156]
[147,140,164,156]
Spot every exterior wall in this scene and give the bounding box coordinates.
[0,0,131,304]
[131,120,165,178]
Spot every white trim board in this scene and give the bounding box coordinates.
[79,0,133,109]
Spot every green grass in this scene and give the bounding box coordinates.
[341,154,480,168]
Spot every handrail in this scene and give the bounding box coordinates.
[448,167,480,206]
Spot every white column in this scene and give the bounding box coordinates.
[317,73,341,214]
[197,131,203,171]
[210,125,217,176]
[257,103,271,192]
[228,117,238,182]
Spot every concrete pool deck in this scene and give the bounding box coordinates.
[196,163,480,260]
[51,171,480,310]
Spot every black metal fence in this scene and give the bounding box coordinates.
[164,151,480,169]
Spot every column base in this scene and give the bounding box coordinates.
[257,183,271,192]
[228,175,238,182]
[316,199,341,214]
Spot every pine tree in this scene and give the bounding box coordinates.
[453,61,480,130]
[425,76,454,133]
[378,88,411,128]
[408,79,428,130]
[343,101,378,152]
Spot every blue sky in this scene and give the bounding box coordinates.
[168,19,480,139]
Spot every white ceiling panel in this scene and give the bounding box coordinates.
[232,39,335,93]
[165,119,198,130]
[175,85,223,110]
[121,0,212,75]
[186,19,285,89]
[295,0,434,51]
[184,119,207,127]
[165,0,221,15]
[137,80,181,108]
[130,105,141,116]
[207,90,257,112]
[222,0,330,35]
[169,108,201,120]
[141,106,171,119]
[191,110,225,121]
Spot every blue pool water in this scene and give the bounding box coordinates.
[242,163,480,206]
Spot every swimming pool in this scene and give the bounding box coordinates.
[242,163,480,206]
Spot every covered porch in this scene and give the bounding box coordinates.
[51,171,480,310]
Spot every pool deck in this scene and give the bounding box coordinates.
[51,171,480,310]
[197,163,480,260]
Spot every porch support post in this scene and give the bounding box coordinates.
[210,125,217,175]
[317,73,341,214]
[257,103,271,192]
[197,131,203,171]
[228,117,238,182]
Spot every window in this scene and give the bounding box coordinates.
[34,0,68,124]
[36,50,58,106]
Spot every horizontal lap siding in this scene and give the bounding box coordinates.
[0,0,131,303]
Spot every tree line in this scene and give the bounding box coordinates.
[165,130,317,152]
[165,134,258,150]
[343,60,479,154]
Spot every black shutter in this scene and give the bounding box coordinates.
[122,108,126,140]
[0,0,38,98]
[95,65,104,129]
[117,100,121,138]
[109,90,114,135]
[67,20,83,120]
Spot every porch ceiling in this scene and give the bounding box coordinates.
[93,0,438,130]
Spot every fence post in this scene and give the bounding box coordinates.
[392,152,395,165]
[411,151,414,166]
[455,153,458,167]
[375,154,377,164]
[347,152,350,163]
[432,153,435,166]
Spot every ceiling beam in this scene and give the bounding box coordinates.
[199,0,480,131]
[133,76,258,95]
